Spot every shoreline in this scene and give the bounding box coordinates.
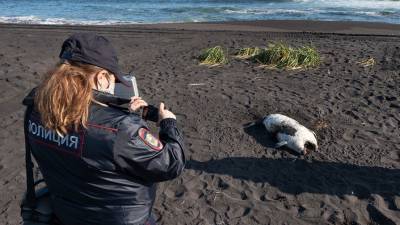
[1,20,400,36]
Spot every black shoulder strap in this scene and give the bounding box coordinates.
[24,105,36,208]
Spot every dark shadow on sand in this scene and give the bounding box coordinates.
[186,122,400,202]
[186,158,400,199]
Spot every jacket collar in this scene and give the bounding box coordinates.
[92,90,130,105]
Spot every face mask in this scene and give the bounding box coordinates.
[98,79,115,95]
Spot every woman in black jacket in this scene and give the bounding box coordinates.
[22,32,185,225]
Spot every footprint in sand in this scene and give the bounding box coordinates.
[383,150,400,164]
[342,129,356,141]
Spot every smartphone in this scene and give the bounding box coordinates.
[142,105,159,122]
[115,73,160,122]
[114,73,139,99]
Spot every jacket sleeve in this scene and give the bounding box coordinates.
[113,116,186,183]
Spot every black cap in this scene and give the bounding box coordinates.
[59,33,131,86]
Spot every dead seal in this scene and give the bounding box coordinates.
[262,114,318,155]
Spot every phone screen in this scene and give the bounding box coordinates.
[114,74,139,99]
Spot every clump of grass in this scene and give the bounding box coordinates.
[235,47,262,59]
[199,46,228,66]
[357,57,375,67]
[297,46,321,68]
[252,44,298,69]
[252,42,320,70]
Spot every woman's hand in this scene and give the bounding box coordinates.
[159,102,176,120]
[129,96,148,112]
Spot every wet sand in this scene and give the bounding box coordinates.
[0,20,399,225]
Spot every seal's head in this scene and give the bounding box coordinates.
[287,130,318,155]
[303,140,317,155]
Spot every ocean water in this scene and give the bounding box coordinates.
[0,0,399,25]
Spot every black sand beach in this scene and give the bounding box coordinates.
[0,20,399,225]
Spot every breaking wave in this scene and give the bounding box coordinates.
[0,0,398,25]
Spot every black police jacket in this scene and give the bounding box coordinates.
[22,89,186,225]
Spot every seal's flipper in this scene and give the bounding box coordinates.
[275,141,287,148]
[243,121,257,129]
